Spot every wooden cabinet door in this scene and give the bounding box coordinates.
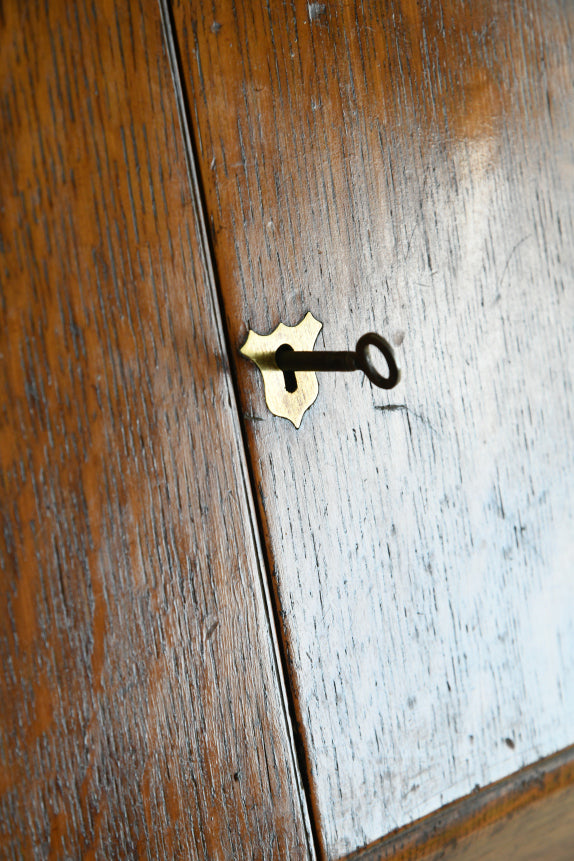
[169,0,574,857]
[2,1,574,859]
[0,2,312,858]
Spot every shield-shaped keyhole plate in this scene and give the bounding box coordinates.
[240,312,322,428]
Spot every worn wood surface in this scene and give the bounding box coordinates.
[173,0,574,856]
[0,1,312,858]
[348,744,574,861]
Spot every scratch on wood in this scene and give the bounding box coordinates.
[375,404,438,434]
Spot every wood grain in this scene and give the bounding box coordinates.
[172,0,574,857]
[347,744,574,860]
[0,1,312,857]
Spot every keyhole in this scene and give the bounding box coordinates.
[276,343,298,393]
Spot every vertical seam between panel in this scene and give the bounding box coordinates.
[157,1,320,857]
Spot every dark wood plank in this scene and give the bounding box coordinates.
[347,745,574,861]
[0,1,312,857]
[172,0,574,856]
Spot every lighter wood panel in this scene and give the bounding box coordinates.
[0,1,311,857]
[173,0,574,857]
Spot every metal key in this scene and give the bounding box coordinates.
[275,333,400,390]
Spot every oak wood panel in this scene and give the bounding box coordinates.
[348,744,574,860]
[0,1,312,858]
[173,0,574,856]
